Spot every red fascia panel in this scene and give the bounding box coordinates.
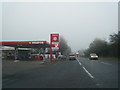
[0,41,49,45]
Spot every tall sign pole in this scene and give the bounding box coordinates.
[50,34,53,61]
[50,34,59,61]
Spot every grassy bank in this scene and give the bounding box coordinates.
[81,56,120,61]
[100,57,120,61]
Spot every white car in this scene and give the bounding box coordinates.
[89,53,98,60]
[69,54,76,60]
[58,55,66,60]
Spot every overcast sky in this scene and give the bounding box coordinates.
[2,2,118,52]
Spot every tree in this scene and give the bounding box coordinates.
[108,31,120,57]
[84,31,119,58]
[59,36,71,56]
[109,31,119,44]
[84,38,108,57]
[78,49,85,57]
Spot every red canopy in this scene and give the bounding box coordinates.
[0,41,50,48]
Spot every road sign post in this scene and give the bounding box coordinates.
[50,34,59,61]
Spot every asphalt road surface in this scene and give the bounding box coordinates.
[2,57,118,88]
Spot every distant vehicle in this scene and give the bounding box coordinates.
[89,53,98,60]
[58,55,66,60]
[30,54,43,60]
[69,54,76,60]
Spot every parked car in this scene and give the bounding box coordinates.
[89,53,98,60]
[69,54,76,60]
[58,55,66,60]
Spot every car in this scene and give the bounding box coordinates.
[58,55,66,60]
[89,53,98,60]
[69,54,76,60]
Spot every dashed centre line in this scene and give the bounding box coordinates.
[82,66,94,79]
[76,59,82,65]
[76,58,95,79]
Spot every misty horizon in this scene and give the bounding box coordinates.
[2,2,118,52]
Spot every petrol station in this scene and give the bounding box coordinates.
[0,34,60,61]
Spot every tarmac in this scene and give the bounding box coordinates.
[2,59,64,78]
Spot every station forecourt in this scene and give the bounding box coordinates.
[0,40,60,61]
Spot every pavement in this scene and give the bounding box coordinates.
[2,57,119,88]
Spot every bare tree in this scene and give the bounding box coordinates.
[59,36,71,55]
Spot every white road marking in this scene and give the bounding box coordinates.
[76,58,82,65]
[14,60,20,62]
[76,58,94,79]
[82,66,94,79]
[79,62,81,65]
[101,62,112,65]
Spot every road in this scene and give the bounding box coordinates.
[2,57,118,88]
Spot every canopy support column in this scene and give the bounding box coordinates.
[14,47,18,60]
[43,47,46,62]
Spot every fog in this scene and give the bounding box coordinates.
[2,2,118,52]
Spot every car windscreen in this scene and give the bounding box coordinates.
[90,54,97,56]
[69,55,75,56]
